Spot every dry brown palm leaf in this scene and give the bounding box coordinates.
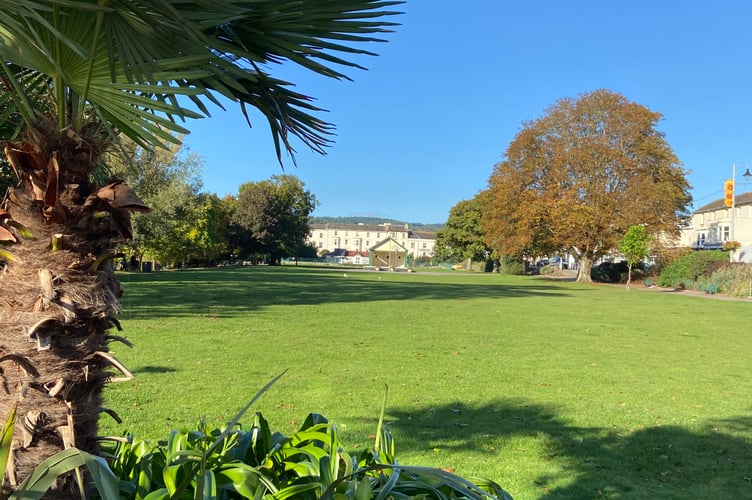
[0,226,16,242]
[83,180,150,239]
[109,210,134,240]
[4,144,47,202]
[94,180,150,213]
[41,153,66,223]
[0,208,19,243]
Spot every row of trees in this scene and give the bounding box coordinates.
[436,89,692,283]
[109,142,318,268]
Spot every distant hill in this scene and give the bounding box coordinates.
[310,216,444,233]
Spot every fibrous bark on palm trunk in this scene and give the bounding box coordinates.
[0,138,143,495]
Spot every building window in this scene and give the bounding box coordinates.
[334,231,338,236]
[697,233,705,247]
[411,242,415,248]
[319,232,323,238]
[722,226,730,241]
[422,243,427,249]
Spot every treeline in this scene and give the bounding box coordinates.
[111,141,317,268]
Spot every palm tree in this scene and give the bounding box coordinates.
[0,0,401,492]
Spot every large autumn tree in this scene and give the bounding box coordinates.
[482,89,691,283]
[0,0,401,493]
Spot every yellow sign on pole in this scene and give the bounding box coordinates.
[724,179,734,207]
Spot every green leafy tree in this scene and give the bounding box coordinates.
[230,184,277,262]
[0,0,401,489]
[132,178,200,266]
[111,140,208,267]
[483,89,691,283]
[186,193,230,266]
[618,225,652,290]
[232,175,318,265]
[435,196,491,269]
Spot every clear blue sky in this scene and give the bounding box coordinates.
[183,1,752,224]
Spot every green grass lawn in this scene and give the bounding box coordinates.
[102,266,752,499]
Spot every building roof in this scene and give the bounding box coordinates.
[409,230,436,240]
[694,192,752,214]
[370,237,407,252]
[309,222,436,240]
[309,222,408,232]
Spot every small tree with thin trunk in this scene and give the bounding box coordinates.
[618,225,652,291]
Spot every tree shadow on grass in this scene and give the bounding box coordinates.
[383,399,752,499]
[118,267,582,319]
[132,365,177,374]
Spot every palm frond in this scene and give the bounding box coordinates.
[0,0,403,161]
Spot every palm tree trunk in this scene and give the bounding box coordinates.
[0,147,131,493]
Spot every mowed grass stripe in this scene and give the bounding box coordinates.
[103,267,752,499]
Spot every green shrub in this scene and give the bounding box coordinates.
[702,262,752,297]
[500,256,525,275]
[591,261,651,284]
[537,264,552,275]
[652,246,692,275]
[591,261,627,283]
[657,250,728,288]
[629,266,648,282]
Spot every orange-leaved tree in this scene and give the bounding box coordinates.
[0,0,401,493]
[482,89,691,283]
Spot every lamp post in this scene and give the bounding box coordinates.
[730,163,743,263]
[731,163,736,244]
[744,167,752,191]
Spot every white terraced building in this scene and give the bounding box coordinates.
[307,222,436,260]
[677,191,752,262]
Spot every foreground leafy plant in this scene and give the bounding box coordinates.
[100,383,511,499]
[9,448,119,500]
[103,413,511,499]
[0,402,17,494]
[2,376,511,498]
